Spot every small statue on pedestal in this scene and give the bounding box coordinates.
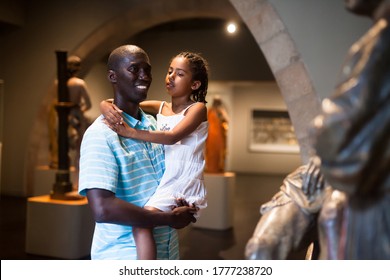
[48,55,91,192]
[205,95,229,173]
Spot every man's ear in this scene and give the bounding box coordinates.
[191,81,201,90]
[108,70,116,83]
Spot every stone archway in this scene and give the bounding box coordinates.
[27,0,320,194]
[230,0,321,162]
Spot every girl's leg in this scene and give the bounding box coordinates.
[133,227,156,259]
[133,206,159,260]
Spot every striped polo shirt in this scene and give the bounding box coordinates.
[79,111,179,260]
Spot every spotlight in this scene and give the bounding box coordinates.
[226,22,237,34]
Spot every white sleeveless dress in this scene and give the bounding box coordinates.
[145,102,208,214]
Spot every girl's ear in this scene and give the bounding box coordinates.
[108,70,117,83]
[191,81,201,90]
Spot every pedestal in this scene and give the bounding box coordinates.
[26,195,94,259]
[34,166,77,196]
[193,172,235,230]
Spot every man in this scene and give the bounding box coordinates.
[246,0,390,260]
[78,45,197,260]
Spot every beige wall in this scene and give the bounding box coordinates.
[268,0,371,99]
[228,82,301,173]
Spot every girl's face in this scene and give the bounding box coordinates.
[165,56,196,98]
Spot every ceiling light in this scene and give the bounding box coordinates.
[226,23,237,34]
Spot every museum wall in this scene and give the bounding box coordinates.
[229,82,302,174]
[268,0,371,99]
[0,0,24,26]
[0,0,370,196]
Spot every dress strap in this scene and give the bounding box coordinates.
[181,103,197,115]
[158,101,165,114]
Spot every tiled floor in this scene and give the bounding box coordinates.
[0,173,307,260]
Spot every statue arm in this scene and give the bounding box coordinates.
[245,160,326,260]
[245,191,315,260]
[79,80,92,112]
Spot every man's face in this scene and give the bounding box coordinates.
[115,52,152,104]
[344,0,382,16]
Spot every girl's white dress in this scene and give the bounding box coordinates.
[145,102,208,214]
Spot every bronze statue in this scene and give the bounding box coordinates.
[245,158,325,259]
[246,0,390,260]
[48,56,91,176]
[48,54,91,195]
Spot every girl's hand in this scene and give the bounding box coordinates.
[103,119,135,138]
[115,121,134,138]
[100,100,123,125]
[173,198,198,211]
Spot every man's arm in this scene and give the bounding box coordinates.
[86,188,197,229]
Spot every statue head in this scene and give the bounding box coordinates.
[344,0,384,17]
[67,55,82,75]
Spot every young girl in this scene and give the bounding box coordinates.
[101,51,209,259]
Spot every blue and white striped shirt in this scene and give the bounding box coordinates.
[79,111,179,260]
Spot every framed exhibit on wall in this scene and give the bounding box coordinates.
[248,109,300,153]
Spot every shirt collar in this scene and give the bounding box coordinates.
[122,109,151,130]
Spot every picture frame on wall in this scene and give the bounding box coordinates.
[249,109,300,153]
